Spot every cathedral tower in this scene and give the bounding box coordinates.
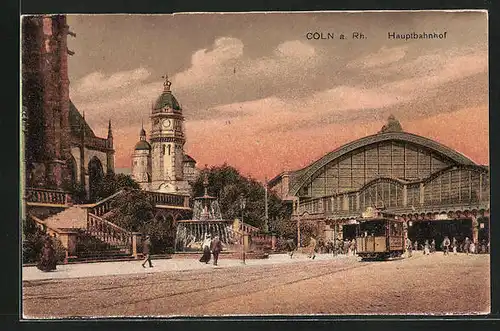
[150,75,186,192]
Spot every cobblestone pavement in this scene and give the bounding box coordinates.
[22,252,489,318]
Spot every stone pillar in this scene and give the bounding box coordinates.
[419,183,425,205]
[402,185,408,207]
[356,193,360,211]
[318,220,327,239]
[132,232,142,258]
[471,216,479,245]
[57,230,78,262]
[271,233,277,251]
[297,217,301,248]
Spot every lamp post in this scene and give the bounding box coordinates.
[240,194,246,264]
[264,177,269,233]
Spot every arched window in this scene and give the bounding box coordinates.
[167,144,171,155]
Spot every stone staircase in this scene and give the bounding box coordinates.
[43,206,88,231]
[30,193,135,262]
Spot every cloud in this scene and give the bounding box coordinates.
[348,46,408,69]
[71,67,151,96]
[172,37,244,89]
[275,40,315,59]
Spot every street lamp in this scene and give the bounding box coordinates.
[240,195,247,264]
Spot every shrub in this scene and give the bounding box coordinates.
[22,219,67,264]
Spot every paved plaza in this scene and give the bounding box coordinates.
[22,252,490,318]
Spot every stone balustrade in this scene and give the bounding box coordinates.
[86,213,132,252]
[26,187,69,205]
[147,191,188,207]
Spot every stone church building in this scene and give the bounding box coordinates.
[22,15,115,200]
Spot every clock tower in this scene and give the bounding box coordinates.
[149,75,186,191]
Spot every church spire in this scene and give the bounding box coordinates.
[107,119,113,139]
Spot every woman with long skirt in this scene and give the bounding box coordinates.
[37,237,56,272]
[199,234,212,263]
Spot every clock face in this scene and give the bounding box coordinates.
[162,119,172,129]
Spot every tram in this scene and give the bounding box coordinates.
[355,208,405,260]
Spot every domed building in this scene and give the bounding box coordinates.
[131,76,198,193]
[269,115,490,248]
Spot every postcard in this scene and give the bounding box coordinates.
[21,10,489,318]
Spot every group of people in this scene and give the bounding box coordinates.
[198,233,223,266]
[285,236,357,259]
[142,233,224,268]
[405,236,489,256]
[286,236,317,259]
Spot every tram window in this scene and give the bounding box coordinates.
[359,220,386,236]
[390,222,403,236]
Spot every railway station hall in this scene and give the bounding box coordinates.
[269,116,490,249]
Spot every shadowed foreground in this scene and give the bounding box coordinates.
[23,253,489,317]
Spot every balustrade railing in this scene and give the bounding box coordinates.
[147,191,188,207]
[239,221,260,235]
[86,213,132,252]
[85,190,124,216]
[26,187,69,205]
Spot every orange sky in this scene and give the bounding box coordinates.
[66,12,488,181]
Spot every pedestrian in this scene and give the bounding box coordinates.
[326,240,333,255]
[286,238,296,258]
[199,233,212,263]
[414,240,418,252]
[452,237,458,255]
[37,237,56,272]
[430,239,436,253]
[406,238,412,257]
[424,240,430,255]
[464,237,471,255]
[351,238,357,256]
[308,236,317,260]
[343,240,349,255]
[141,235,153,268]
[211,235,222,266]
[469,241,476,254]
[442,236,451,255]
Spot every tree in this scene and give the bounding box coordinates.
[94,173,140,202]
[191,164,292,231]
[107,189,173,253]
[108,189,154,231]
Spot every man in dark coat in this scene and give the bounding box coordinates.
[141,235,153,268]
[286,238,296,258]
[211,236,223,266]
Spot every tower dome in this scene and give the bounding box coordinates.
[135,125,151,150]
[152,75,182,112]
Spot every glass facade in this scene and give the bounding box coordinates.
[294,139,488,216]
[299,141,453,199]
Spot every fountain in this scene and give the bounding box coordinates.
[175,170,240,252]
